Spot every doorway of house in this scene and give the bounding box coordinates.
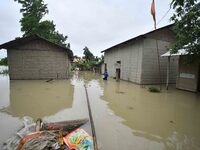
[116,61,121,81]
[116,68,121,80]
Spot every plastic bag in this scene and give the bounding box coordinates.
[63,128,93,150]
[3,116,35,150]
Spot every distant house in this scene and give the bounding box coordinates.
[0,35,73,80]
[72,55,81,63]
[162,49,200,92]
[101,24,178,84]
[92,61,104,74]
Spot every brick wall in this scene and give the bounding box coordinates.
[7,39,70,79]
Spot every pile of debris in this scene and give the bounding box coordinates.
[3,117,92,150]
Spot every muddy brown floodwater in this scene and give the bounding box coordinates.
[0,70,200,150]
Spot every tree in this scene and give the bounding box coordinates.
[0,57,8,65]
[83,47,95,61]
[14,0,69,47]
[170,0,200,61]
[72,47,101,71]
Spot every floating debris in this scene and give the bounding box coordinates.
[116,91,125,94]
[63,128,93,150]
[128,106,134,110]
[45,79,53,82]
[3,116,91,150]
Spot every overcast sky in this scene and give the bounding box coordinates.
[0,0,174,58]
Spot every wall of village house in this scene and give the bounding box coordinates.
[7,40,70,79]
[104,27,178,85]
[141,38,178,84]
[104,39,143,84]
[141,28,178,84]
[176,56,199,92]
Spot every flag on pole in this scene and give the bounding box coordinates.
[151,0,156,29]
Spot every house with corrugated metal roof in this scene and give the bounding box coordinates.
[101,24,178,84]
[162,49,200,92]
[0,35,73,80]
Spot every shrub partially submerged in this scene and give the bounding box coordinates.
[148,86,160,93]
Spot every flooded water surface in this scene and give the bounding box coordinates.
[0,70,200,150]
[3,80,74,118]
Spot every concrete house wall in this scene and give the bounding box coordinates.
[141,27,178,84]
[7,39,70,79]
[104,39,143,83]
[176,56,199,92]
[104,25,178,84]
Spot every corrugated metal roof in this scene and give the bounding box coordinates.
[0,35,69,50]
[101,24,174,53]
[0,35,73,59]
[161,49,188,57]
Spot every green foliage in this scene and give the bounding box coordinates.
[148,87,160,93]
[73,59,99,71]
[14,0,69,47]
[170,0,200,62]
[83,61,94,70]
[83,47,95,61]
[100,55,104,62]
[0,57,8,66]
[72,47,103,71]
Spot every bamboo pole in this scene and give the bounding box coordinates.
[155,38,162,91]
[154,22,162,91]
[84,85,98,150]
[152,0,162,91]
[166,56,170,90]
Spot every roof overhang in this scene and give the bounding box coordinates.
[101,24,174,53]
[101,35,143,53]
[0,35,73,59]
[161,49,188,57]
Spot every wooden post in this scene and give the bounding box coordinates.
[166,56,170,90]
[154,22,162,91]
[84,85,98,150]
[155,39,162,91]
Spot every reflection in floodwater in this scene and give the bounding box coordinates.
[73,71,101,83]
[99,77,200,150]
[1,80,74,119]
[0,71,200,150]
[77,72,200,150]
[0,72,87,147]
